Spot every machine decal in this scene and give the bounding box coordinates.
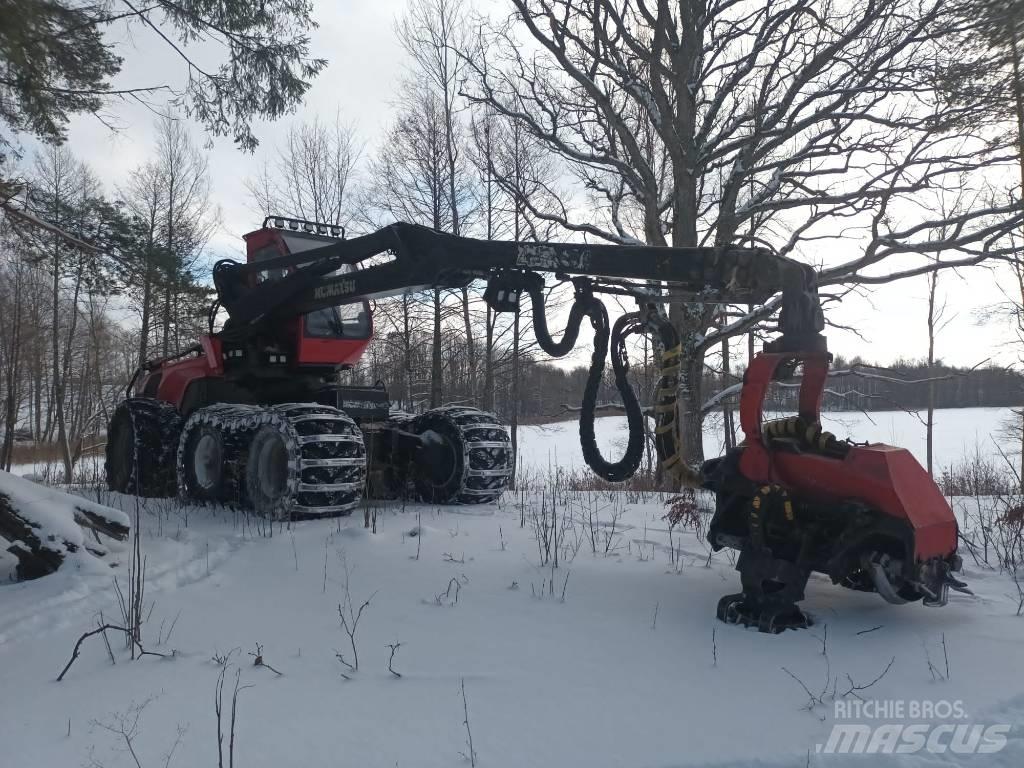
[313,278,356,300]
[516,244,591,272]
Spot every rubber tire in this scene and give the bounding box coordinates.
[245,425,294,519]
[180,424,228,503]
[105,398,181,497]
[411,413,466,504]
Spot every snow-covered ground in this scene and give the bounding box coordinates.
[1,409,1023,767]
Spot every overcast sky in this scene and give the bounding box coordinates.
[45,1,1022,371]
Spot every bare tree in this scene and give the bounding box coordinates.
[24,147,103,481]
[399,0,480,397]
[153,114,218,358]
[462,0,1024,465]
[245,112,362,226]
[120,160,168,367]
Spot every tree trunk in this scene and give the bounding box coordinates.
[461,287,475,404]
[510,306,520,490]
[430,288,443,408]
[721,308,735,449]
[1,273,23,471]
[926,272,937,477]
[677,355,706,469]
[138,236,155,367]
[483,307,495,413]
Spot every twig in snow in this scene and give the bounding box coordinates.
[215,666,251,768]
[58,624,171,681]
[386,643,403,678]
[856,625,884,636]
[782,666,822,710]
[337,592,375,671]
[840,656,896,700]
[460,678,477,767]
[651,602,659,630]
[416,509,422,560]
[211,648,240,667]
[322,538,329,594]
[436,577,462,606]
[923,635,950,682]
[942,633,950,679]
[98,613,116,666]
[90,697,153,768]
[157,611,181,646]
[248,643,283,676]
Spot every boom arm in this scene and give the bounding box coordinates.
[213,221,824,352]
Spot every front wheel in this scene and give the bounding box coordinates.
[180,424,229,502]
[105,398,181,496]
[245,425,295,519]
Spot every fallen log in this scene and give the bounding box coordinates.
[0,471,130,581]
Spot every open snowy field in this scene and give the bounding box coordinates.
[518,406,1016,477]
[1,409,1023,768]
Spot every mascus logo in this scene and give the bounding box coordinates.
[313,279,356,300]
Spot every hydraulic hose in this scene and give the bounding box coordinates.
[520,277,698,486]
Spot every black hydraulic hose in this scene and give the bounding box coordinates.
[524,278,594,358]
[579,312,646,482]
[516,274,704,486]
[521,281,646,483]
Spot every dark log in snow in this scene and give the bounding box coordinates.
[0,471,130,581]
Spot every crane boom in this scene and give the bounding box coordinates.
[212,221,824,353]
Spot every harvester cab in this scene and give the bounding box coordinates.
[239,217,371,371]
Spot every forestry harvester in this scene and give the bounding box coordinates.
[106,217,968,631]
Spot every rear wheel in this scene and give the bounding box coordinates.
[105,398,182,496]
[411,407,514,504]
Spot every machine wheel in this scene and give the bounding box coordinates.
[246,425,294,518]
[105,398,182,496]
[180,424,229,502]
[411,407,514,504]
[178,403,365,519]
[245,404,367,520]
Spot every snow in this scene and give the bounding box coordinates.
[517,406,1015,477]
[0,410,1023,767]
[0,470,131,580]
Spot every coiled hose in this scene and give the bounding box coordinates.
[521,278,700,487]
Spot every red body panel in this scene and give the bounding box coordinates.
[738,351,958,562]
[739,445,957,560]
[137,336,222,410]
